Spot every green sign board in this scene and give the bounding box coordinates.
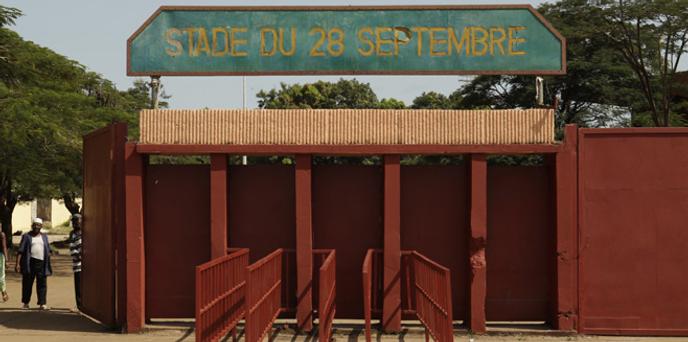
[127,5,565,76]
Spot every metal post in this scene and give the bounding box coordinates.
[535,76,545,106]
[150,76,161,109]
[242,76,248,165]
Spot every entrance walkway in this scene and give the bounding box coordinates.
[0,254,683,341]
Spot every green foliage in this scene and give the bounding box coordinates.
[378,98,406,109]
[257,78,405,109]
[592,0,688,126]
[0,24,156,241]
[456,0,642,131]
[411,91,463,109]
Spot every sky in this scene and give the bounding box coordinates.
[5,0,546,109]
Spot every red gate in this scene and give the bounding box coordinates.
[318,250,336,342]
[195,249,249,342]
[578,128,688,335]
[82,123,126,327]
[246,249,283,342]
[412,251,453,342]
[363,250,453,342]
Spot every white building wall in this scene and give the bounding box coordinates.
[10,198,82,232]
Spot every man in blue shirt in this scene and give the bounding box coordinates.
[14,218,52,310]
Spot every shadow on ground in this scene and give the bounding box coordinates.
[0,308,113,333]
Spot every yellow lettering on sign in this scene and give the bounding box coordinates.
[471,26,489,57]
[196,27,211,56]
[448,27,470,56]
[309,27,326,57]
[411,27,429,56]
[279,28,297,56]
[489,27,506,55]
[230,27,248,56]
[375,27,393,56]
[165,28,183,57]
[508,26,527,55]
[429,27,447,57]
[183,27,198,56]
[260,28,277,56]
[327,28,345,57]
[393,27,411,56]
[211,27,229,57]
[357,27,374,56]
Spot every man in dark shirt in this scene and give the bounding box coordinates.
[69,213,82,310]
[15,218,52,310]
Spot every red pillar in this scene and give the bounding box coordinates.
[124,143,145,333]
[554,124,578,331]
[210,154,228,259]
[295,154,313,332]
[468,154,487,333]
[383,155,401,332]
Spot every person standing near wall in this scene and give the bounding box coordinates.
[69,213,82,311]
[0,224,8,302]
[15,218,52,310]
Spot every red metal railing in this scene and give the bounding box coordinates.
[246,249,283,342]
[412,251,453,342]
[318,250,336,342]
[195,248,249,342]
[362,249,375,342]
[363,250,453,342]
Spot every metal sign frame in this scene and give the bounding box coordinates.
[127,5,566,77]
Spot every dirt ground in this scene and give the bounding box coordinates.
[1,252,686,341]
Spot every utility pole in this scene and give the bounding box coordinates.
[150,76,161,109]
[242,76,248,165]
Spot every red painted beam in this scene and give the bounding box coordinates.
[554,125,578,331]
[124,143,145,333]
[468,154,487,333]
[135,143,561,156]
[383,155,401,332]
[210,155,228,259]
[295,154,313,332]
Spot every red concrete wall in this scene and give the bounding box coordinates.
[400,165,470,320]
[312,165,384,319]
[579,130,688,335]
[227,165,296,261]
[486,165,554,321]
[145,164,210,318]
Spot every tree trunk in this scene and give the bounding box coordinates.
[62,193,81,215]
[0,190,17,249]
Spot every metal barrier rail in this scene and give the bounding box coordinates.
[246,249,283,342]
[362,249,376,342]
[195,248,249,342]
[412,251,453,342]
[318,250,336,342]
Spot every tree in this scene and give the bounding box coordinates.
[410,90,463,109]
[458,0,641,131]
[596,0,688,126]
[0,24,152,244]
[378,98,406,109]
[257,79,381,109]
[0,5,22,85]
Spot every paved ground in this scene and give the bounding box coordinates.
[1,250,686,341]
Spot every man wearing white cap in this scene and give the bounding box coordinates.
[14,217,52,310]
